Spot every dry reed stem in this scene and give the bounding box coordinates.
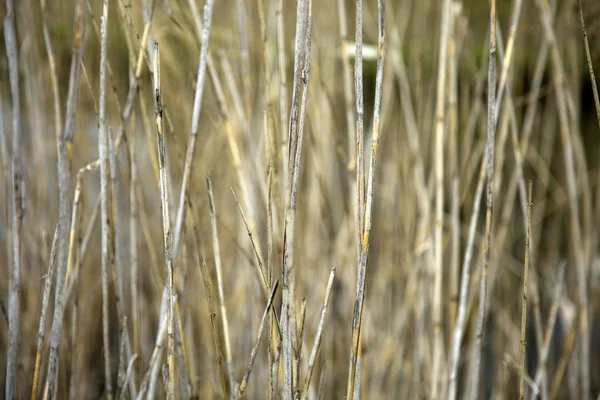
[119,355,139,400]
[43,0,87,397]
[346,0,385,398]
[448,2,462,337]
[31,227,59,400]
[206,174,235,396]
[152,41,176,399]
[448,155,486,400]
[171,0,214,258]
[295,296,308,398]
[518,181,533,399]
[98,2,113,397]
[301,267,336,399]
[470,1,497,397]
[348,0,364,394]
[4,0,24,396]
[431,0,452,395]
[195,252,229,398]
[238,281,280,399]
[282,0,311,396]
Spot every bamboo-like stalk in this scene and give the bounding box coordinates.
[31,227,59,400]
[238,281,280,399]
[171,0,214,259]
[206,175,235,396]
[152,41,176,399]
[301,267,336,399]
[518,182,533,399]
[98,2,113,398]
[282,0,311,396]
[470,1,497,397]
[4,0,24,396]
[431,0,452,395]
[44,0,87,397]
[346,0,385,397]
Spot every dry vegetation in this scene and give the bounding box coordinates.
[0,0,599,399]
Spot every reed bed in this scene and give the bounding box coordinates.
[0,0,599,399]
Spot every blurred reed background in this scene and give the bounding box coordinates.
[0,0,599,398]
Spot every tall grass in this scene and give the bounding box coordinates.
[1,0,599,399]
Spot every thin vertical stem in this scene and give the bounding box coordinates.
[470,1,497,398]
[282,0,311,397]
[519,181,533,399]
[99,2,113,398]
[32,227,59,400]
[44,0,87,397]
[152,41,175,399]
[448,158,487,400]
[206,174,235,396]
[238,281,280,399]
[432,0,452,395]
[347,0,385,397]
[301,267,336,399]
[171,0,214,259]
[4,0,23,396]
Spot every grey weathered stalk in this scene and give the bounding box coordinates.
[346,0,385,397]
[281,0,310,397]
[4,0,24,396]
[44,0,87,397]
[152,42,175,399]
[98,2,113,397]
[470,1,497,397]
